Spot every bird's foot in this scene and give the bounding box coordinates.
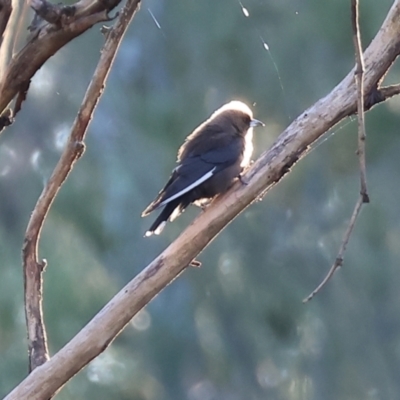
[238,174,248,186]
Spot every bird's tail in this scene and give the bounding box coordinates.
[145,201,179,236]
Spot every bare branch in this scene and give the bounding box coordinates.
[303,196,364,303]
[304,0,370,302]
[368,83,400,106]
[0,0,122,124]
[22,0,142,373]
[352,0,369,202]
[5,1,400,398]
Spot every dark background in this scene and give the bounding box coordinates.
[1,0,400,399]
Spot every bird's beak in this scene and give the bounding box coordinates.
[250,118,264,128]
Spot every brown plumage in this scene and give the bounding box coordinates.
[142,101,264,236]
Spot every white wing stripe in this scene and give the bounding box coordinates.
[159,167,216,207]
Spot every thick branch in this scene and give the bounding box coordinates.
[22,0,142,374]
[6,1,400,398]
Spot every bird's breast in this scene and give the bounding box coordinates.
[241,129,254,168]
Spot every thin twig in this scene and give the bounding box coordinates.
[22,0,142,372]
[303,0,369,302]
[352,0,369,203]
[303,196,364,302]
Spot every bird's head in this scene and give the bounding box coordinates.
[210,100,264,136]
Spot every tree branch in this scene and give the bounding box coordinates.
[6,1,400,398]
[22,0,142,373]
[0,0,122,124]
[303,196,364,303]
[304,0,370,302]
[370,83,400,106]
[352,0,369,202]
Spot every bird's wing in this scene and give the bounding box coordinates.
[142,158,216,215]
[199,138,242,164]
[142,139,242,216]
[179,124,234,160]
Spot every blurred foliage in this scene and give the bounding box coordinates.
[1,0,400,399]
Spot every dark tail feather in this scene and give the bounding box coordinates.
[145,201,178,236]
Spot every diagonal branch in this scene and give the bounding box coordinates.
[22,0,142,373]
[6,1,400,398]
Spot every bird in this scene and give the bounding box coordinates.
[142,100,264,236]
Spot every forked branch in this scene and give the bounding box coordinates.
[6,1,400,399]
[22,0,142,374]
[0,0,123,128]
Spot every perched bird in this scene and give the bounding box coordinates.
[142,100,264,236]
